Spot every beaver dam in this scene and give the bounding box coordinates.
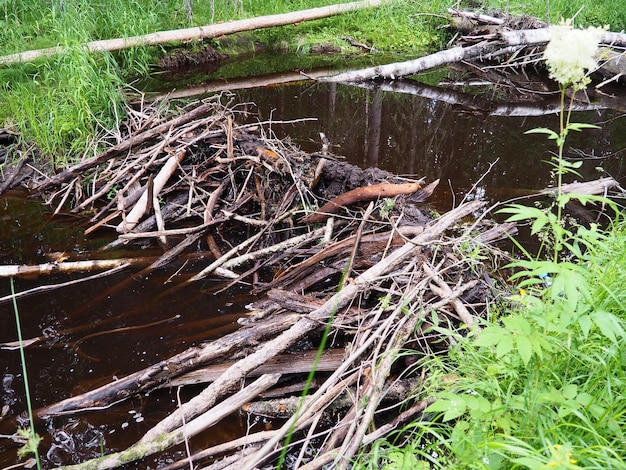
[2,9,626,468]
[0,90,621,469]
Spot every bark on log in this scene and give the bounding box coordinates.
[0,0,385,65]
[301,180,435,224]
[164,348,347,388]
[321,41,503,83]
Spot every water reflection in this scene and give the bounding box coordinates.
[224,80,626,210]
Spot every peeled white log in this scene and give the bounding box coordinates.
[0,0,385,65]
[116,150,185,233]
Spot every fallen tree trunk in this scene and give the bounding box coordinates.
[0,0,385,66]
[322,27,626,83]
[321,40,504,83]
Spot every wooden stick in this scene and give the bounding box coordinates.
[117,150,186,232]
[0,258,149,278]
[0,265,131,310]
[39,102,219,189]
[54,374,280,470]
[37,312,301,416]
[164,349,346,388]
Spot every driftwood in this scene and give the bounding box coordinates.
[301,180,437,223]
[0,0,384,65]
[0,257,151,278]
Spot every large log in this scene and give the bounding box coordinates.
[322,28,626,83]
[0,0,385,65]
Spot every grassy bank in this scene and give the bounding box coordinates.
[359,217,626,469]
[1,0,624,161]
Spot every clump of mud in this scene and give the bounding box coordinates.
[158,43,228,71]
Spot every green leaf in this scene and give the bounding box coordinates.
[567,122,600,132]
[577,314,592,339]
[502,316,532,335]
[474,326,505,348]
[590,309,625,343]
[496,333,514,358]
[525,127,559,139]
[426,394,467,421]
[562,384,578,400]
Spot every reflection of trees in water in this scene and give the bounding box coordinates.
[232,83,626,198]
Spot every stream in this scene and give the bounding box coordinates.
[1,52,625,468]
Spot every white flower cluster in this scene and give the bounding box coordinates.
[543,20,603,90]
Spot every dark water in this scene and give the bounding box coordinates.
[1,59,625,467]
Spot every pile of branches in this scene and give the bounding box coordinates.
[23,97,517,469]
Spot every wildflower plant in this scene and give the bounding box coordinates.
[499,20,613,270]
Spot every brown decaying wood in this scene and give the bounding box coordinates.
[301,181,422,223]
[165,348,346,388]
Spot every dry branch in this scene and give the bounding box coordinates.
[117,149,185,232]
[38,312,301,416]
[0,257,150,278]
[55,374,280,470]
[0,0,385,65]
[40,101,219,189]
